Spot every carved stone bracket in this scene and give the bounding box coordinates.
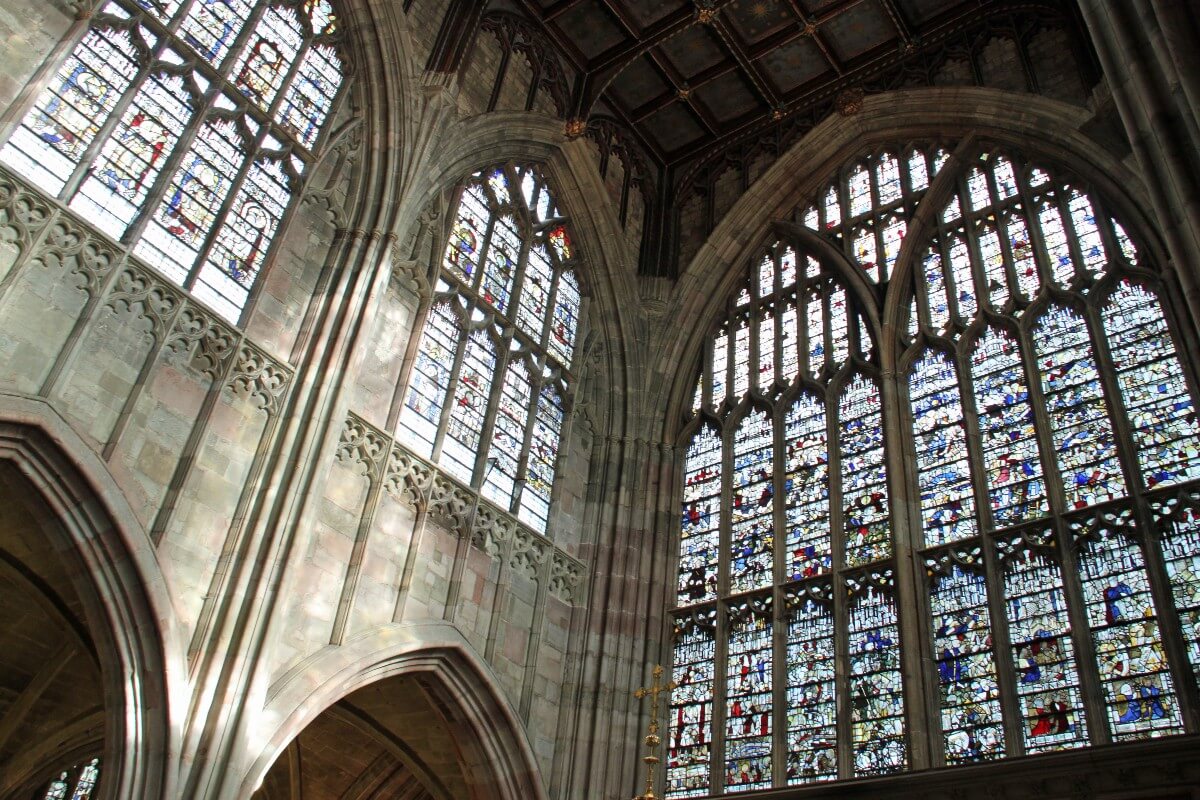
[0,169,53,252]
[165,304,239,380]
[31,219,118,297]
[472,502,516,558]
[384,446,435,506]
[549,551,585,603]
[426,473,475,534]
[104,264,184,340]
[227,343,292,416]
[336,412,389,482]
[507,529,550,582]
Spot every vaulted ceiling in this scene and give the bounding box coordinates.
[508,0,1089,168]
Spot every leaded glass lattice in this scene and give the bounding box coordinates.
[668,609,717,798]
[399,164,581,534]
[0,0,345,323]
[724,596,773,792]
[671,145,1200,793]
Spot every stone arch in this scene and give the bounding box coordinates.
[244,623,546,800]
[0,394,184,800]
[654,85,1159,438]
[410,111,646,443]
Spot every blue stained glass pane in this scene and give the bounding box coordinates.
[971,329,1048,525]
[881,217,905,279]
[948,235,976,322]
[480,214,519,313]
[732,319,750,400]
[785,394,829,580]
[1,26,140,195]
[1074,518,1184,739]
[668,610,716,798]
[967,167,990,211]
[277,43,341,148]
[757,310,775,390]
[231,6,304,112]
[730,410,773,594]
[848,164,871,218]
[712,329,729,407]
[440,329,497,485]
[848,576,906,775]
[908,150,929,192]
[780,304,799,385]
[725,597,773,792]
[978,226,1010,310]
[680,425,721,606]
[1067,190,1105,277]
[70,68,194,239]
[841,376,890,566]
[876,154,902,205]
[399,301,460,456]
[853,225,878,281]
[830,286,849,366]
[1103,281,1200,489]
[1006,210,1039,301]
[785,587,836,784]
[136,116,246,286]
[805,289,823,377]
[1033,305,1126,508]
[180,0,254,66]
[517,244,552,343]
[1038,200,1074,287]
[445,183,489,282]
[69,759,100,800]
[998,534,1089,752]
[993,157,1018,199]
[780,246,797,288]
[1159,502,1200,687]
[481,359,531,509]
[929,558,1005,762]
[910,351,977,546]
[923,249,951,332]
[194,155,291,321]
[548,268,580,367]
[518,383,563,533]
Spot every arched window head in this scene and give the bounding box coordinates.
[669,144,1200,795]
[398,164,581,535]
[0,0,345,323]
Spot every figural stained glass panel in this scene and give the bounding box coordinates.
[668,610,717,798]
[785,584,836,784]
[847,573,906,776]
[724,597,773,792]
[398,165,581,534]
[0,0,345,324]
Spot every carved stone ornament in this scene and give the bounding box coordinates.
[105,264,183,340]
[165,305,238,381]
[549,551,585,603]
[564,118,587,139]
[227,343,291,416]
[384,446,435,506]
[336,413,389,481]
[835,87,866,117]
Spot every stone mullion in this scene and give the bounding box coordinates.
[510,365,540,516]
[502,193,533,327]
[887,361,937,771]
[770,397,787,786]
[469,327,512,489]
[182,105,275,292]
[825,380,852,779]
[428,310,471,463]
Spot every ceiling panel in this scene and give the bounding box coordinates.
[554,1,631,60]
[820,0,898,63]
[611,55,673,111]
[725,0,797,47]
[694,70,761,124]
[645,102,707,152]
[759,36,831,94]
[659,24,729,80]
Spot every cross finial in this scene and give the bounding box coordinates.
[632,665,677,800]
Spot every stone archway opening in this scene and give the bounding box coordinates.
[0,462,106,800]
[253,673,480,800]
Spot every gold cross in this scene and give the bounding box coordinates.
[632,665,677,800]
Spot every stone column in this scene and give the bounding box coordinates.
[1077,0,1200,330]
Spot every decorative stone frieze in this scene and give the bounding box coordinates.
[104,264,184,340]
[336,412,389,482]
[227,343,292,416]
[341,411,587,601]
[0,169,52,251]
[165,305,239,381]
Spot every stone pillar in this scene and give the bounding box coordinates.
[1077,0,1200,330]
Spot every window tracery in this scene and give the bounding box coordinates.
[0,0,345,323]
[398,164,580,535]
[669,145,1200,795]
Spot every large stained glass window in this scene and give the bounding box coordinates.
[398,164,581,535]
[669,146,1200,793]
[0,0,345,323]
[41,758,100,800]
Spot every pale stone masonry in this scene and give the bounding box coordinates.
[0,1,1197,799]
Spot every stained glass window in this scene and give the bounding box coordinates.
[0,0,345,324]
[398,164,582,534]
[672,145,1200,791]
[668,608,717,798]
[41,759,100,800]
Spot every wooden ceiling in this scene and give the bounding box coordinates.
[507,0,1076,169]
